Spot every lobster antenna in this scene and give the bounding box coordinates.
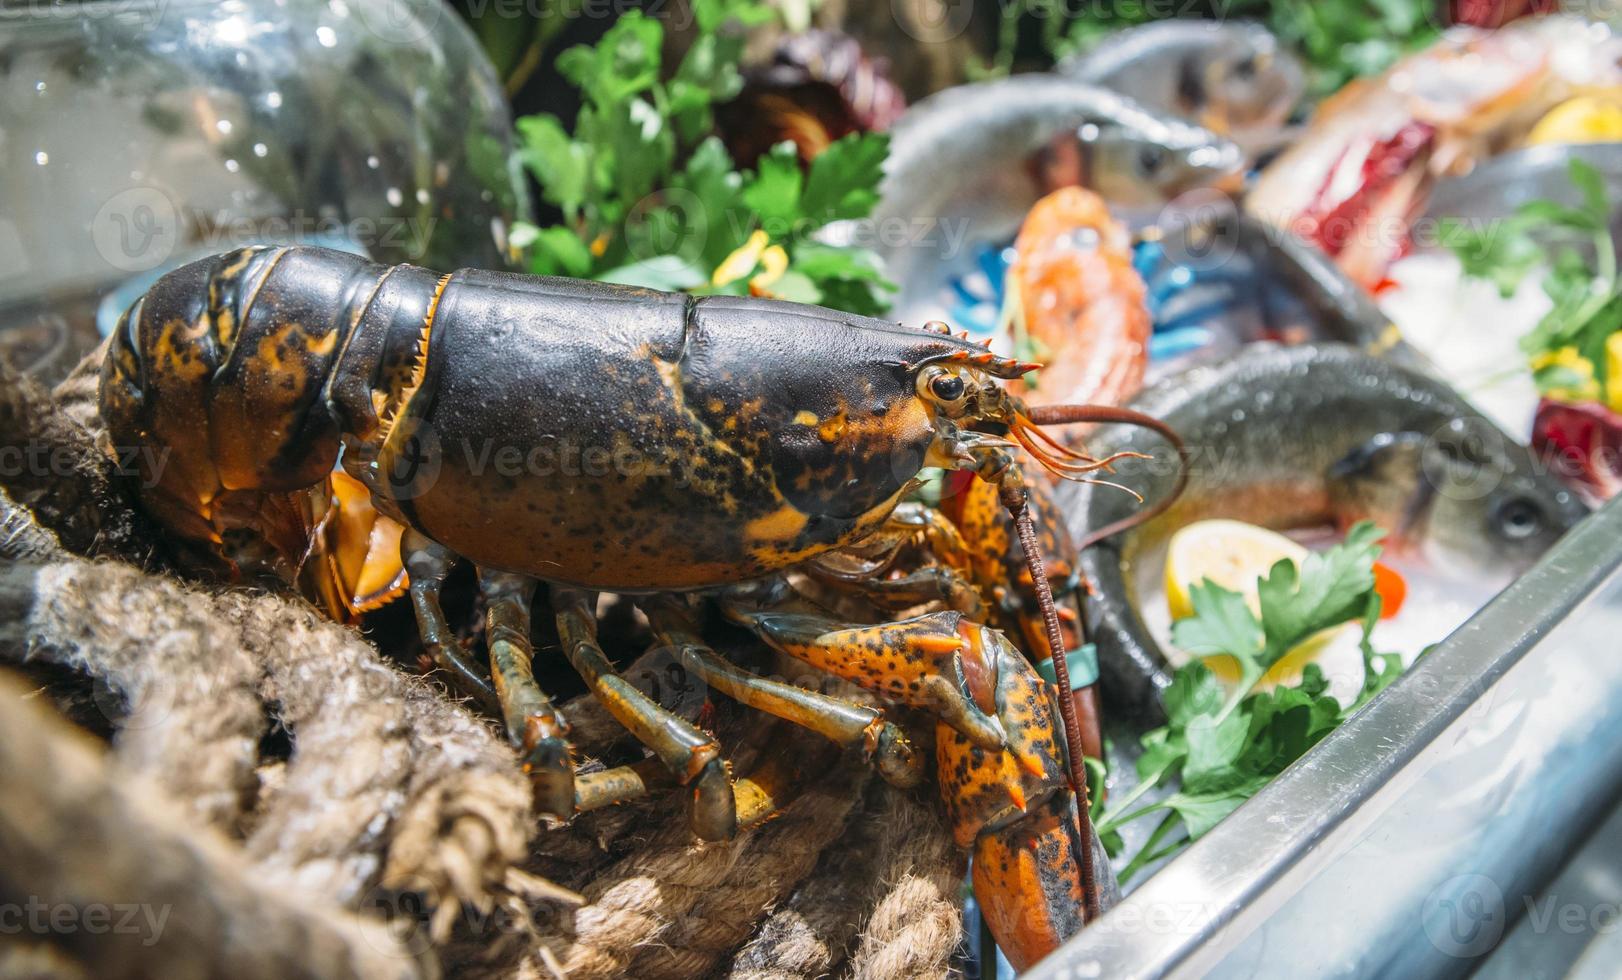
[1025,403,1191,552]
[997,402,1190,924]
[1000,482,1100,923]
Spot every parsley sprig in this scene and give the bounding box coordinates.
[1443,158,1622,402]
[1095,523,1407,882]
[511,0,896,315]
[1027,0,1437,98]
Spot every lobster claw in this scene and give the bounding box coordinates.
[937,623,1119,970]
[973,792,1119,971]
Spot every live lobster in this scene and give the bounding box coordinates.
[99,244,1185,968]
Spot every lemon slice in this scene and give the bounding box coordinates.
[1165,520,1305,620]
[1164,519,1352,688]
[1527,94,1622,147]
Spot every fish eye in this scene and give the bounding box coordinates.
[1137,145,1166,175]
[1492,496,1544,540]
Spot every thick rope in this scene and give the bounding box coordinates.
[0,545,266,833]
[0,667,424,980]
[627,763,869,979]
[515,735,866,980]
[0,355,148,562]
[0,490,536,924]
[725,778,905,980]
[846,784,965,980]
[224,588,533,919]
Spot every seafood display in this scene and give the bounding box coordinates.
[1062,344,1585,720]
[17,2,1622,976]
[1060,20,1305,158]
[871,74,1243,323]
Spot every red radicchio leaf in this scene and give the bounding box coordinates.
[1450,0,1559,29]
[1531,397,1622,502]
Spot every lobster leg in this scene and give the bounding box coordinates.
[639,601,925,789]
[814,563,988,621]
[476,568,575,824]
[552,588,738,841]
[575,731,818,831]
[887,500,974,569]
[730,606,1010,753]
[401,530,498,711]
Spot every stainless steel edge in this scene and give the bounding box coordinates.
[1028,495,1622,980]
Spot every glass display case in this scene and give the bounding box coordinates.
[0,0,529,381]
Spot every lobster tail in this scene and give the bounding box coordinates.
[99,245,413,576]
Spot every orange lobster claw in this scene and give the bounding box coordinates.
[936,624,1112,969]
[973,792,1092,972]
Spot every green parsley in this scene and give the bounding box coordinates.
[511,0,896,315]
[1018,0,1439,97]
[1258,0,1441,98]
[1443,158,1622,400]
[1095,522,1408,882]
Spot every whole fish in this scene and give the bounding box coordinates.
[1056,344,1588,723]
[1060,20,1304,157]
[871,75,1242,312]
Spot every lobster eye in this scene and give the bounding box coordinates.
[929,373,966,402]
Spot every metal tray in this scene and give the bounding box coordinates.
[1031,494,1622,978]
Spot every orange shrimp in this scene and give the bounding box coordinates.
[1002,187,1151,421]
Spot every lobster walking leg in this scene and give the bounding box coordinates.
[815,564,988,621]
[401,530,498,711]
[640,602,925,789]
[552,588,737,841]
[478,569,575,822]
[575,727,818,831]
[736,609,1009,752]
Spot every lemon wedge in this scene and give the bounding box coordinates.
[1164,519,1353,688]
[1527,94,1622,147]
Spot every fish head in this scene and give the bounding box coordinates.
[1180,26,1305,136]
[1327,422,1587,575]
[1078,115,1245,206]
